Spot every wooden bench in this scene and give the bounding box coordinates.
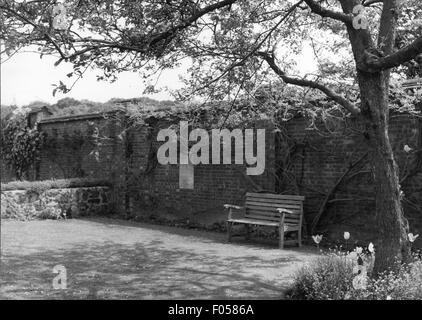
[224,192,305,248]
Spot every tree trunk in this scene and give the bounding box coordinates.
[358,71,411,274]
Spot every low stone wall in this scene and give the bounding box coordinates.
[1,187,112,220]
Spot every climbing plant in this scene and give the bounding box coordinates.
[1,114,45,180]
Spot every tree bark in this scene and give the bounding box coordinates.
[358,71,411,274]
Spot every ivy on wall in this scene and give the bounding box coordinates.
[1,114,45,180]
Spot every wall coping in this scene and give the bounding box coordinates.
[38,110,125,125]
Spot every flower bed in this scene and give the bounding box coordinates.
[287,232,422,300]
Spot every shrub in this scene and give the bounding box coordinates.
[287,250,422,300]
[1,177,111,193]
[287,251,356,300]
[361,258,422,300]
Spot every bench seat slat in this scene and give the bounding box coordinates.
[246,208,301,216]
[245,210,300,221]
[242,213,300,223]
[244,215,280,222]
[228,218,279,226]
[228,219,300,231]
[245,198,303,205]
[246,207,301,217]
[245,202,302,210]
[246,193,305,201]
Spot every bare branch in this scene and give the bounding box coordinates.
[257,52,360,115]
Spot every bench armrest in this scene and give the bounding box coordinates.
[224,204,243,210]
[276,208,293,214]
[276,208,292,225]
[224,204,244,220]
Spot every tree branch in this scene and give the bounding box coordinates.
[303,0,353,25]
[311,152,369,233]
[147,0,238,49]
[0,4,68,59]
[1,0,238,61]
[257,52,360,115]
[378,0,399,54]
[362,36,422,72]
[363,0,383,6]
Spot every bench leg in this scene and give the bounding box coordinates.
[279,225,284,249]
[298,229,302,247]
[245,224,250,240]
[227,221,233,242]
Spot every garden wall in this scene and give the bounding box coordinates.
[1,107,421,247]
[279,112,422,245]
[122,121,276,225]
[35,112,126,181]
[1,186,113,220]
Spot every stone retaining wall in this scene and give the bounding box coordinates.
[1,187,112,220]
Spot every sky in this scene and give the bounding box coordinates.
[1,44,317,107]
[1,51,185,106]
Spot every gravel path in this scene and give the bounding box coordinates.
[0,218,317,299]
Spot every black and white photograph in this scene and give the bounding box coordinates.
[1,0,422,305]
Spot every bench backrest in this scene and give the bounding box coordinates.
[244,192,305,226]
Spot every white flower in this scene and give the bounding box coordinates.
[344,232,350,240]
[404,145,413,153]
[352,274,367,290]
[347,251,358,260]
[368,242,375,253]
[356,247,363,254]
[408,233,419,243]
[312,235,323,244]
[353,264,367,276]
[386,296,392,300]
[352,265,360,274]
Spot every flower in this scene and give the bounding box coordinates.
[312,235,323,244]
[386,296,392,300]
[404,145,413,153]
[356,247,363,254]
[347,251,358,260]
[352,274,368,290]
[353,264,367,276]
[344,232,350,240]
[408,233,419,243]
[368,242,375,253]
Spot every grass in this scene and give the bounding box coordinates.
[0,218,317,299]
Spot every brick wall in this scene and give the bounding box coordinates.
[124,120,276,224]
[277,112,422,245]
[1,109,421,246]
[36,113,125,182]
